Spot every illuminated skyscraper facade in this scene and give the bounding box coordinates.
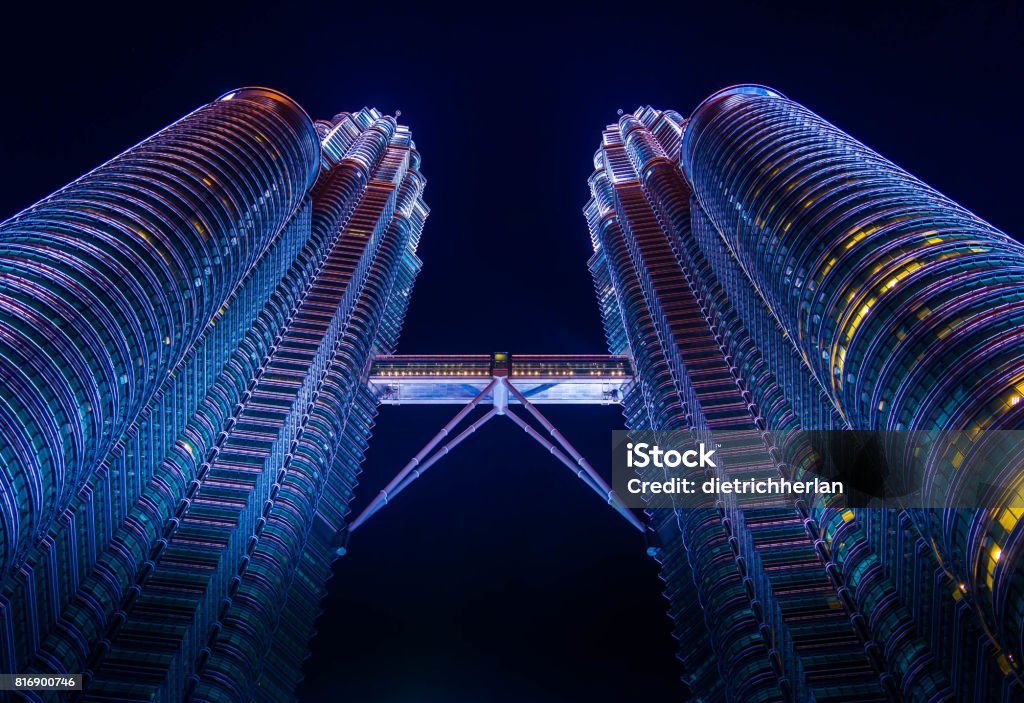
[0,89,427,701]
[3,80,1022,703]
[586,87,1024,702]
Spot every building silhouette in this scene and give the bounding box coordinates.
[0,89,428,701]
[586,86,1024,701]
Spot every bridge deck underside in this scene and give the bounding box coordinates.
[368,355,634,404]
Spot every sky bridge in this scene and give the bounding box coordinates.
[367,353,634,405]
[345,352,645,540]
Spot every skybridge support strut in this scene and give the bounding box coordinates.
[347,379,497,532]
[502,409,644,532]
[391,407,500,495]
[344,369,644,541]
[503,383,644,532]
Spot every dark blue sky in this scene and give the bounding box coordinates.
[2,2,1021,700]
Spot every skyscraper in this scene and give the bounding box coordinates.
[586,86,1024,702]
[3,79,1022,703]
[0,88,428,701]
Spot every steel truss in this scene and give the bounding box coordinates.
[343,375,643,548]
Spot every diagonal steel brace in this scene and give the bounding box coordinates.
[348,379,497,532]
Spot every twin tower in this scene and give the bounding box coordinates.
[0,85,1022,702]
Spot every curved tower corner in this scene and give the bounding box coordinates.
[587,90,1024,701]
[0,94,428,703]
[682,85,1024,690]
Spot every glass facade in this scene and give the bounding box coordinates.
[587,88,1024,701]
[3,79,1021,702]
[0,91,428,701]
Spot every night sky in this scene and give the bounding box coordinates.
[2,2,1022,701]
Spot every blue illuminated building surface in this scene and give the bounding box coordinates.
[1,82,1024,703]
[586,87,1024,701]
[0,89,427,701]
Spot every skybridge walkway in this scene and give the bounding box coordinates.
[367,353,633,404]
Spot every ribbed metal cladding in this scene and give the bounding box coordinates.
[0,88,320,577]
[682,85,1024,673]
[587,117,792,703]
